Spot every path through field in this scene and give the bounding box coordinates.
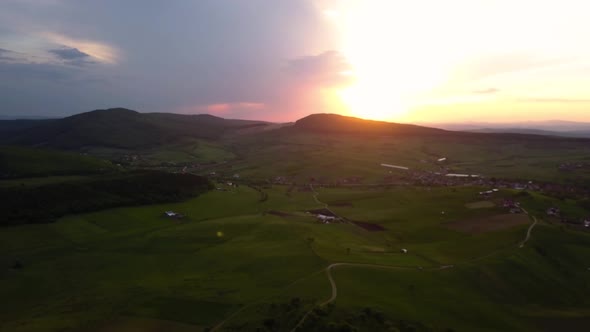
[215,188,542,332]
[519,208,538,248]
[519,209,537,248]
[290,263,454,332]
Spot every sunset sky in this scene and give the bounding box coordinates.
[1,0,589,123]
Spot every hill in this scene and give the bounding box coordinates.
[292,113,447,136]
[0,145,115,178]
[4,108,268,149]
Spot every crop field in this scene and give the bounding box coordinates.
[2,182,590,331]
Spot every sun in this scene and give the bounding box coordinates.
[323,1,455,122]
[337,84,407,121]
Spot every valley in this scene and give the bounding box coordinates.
[1,109,590,331]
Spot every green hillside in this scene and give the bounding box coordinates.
[292,113,448,136]
[7,108,268,149]
[0,146,115,178]
[0,186,588,331]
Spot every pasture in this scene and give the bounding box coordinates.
[2,183,590,331]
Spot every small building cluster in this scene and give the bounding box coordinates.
[502,199,522,214]
[164,210,185,219]
[479,188,499,196]
[316,214,338,223]
[546,207,560,217]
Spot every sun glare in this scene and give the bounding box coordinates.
[324,1,458,121]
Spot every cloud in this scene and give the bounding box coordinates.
[43,32,120,64]
[453,53,571,83]
[177,102,266,117]
[473,88,500,94]
[49,47,90,60]
[0,48,16,61]
[285,50,352,87]
[48,46,96,66]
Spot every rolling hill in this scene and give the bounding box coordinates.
[2,108,268,149]
[292,113,447,136]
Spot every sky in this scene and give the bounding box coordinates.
[0,0,589,123]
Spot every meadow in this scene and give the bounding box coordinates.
[208,131,590,187]
[2,115,590,331]
[2,183,589,332]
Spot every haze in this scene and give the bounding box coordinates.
[1,0,589,123]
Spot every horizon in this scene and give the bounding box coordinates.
[1,1,589,123]
[2,108,590,130]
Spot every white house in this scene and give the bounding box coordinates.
[317,214,337,223]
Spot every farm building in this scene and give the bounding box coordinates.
[317,214,337,223]
[164,211,185,219]
[546,207,560,217]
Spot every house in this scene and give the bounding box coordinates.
[317,214,337,223]
[546,207,560,217]
[502,199,518,208]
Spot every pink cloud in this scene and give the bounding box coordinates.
[177,102,267,118]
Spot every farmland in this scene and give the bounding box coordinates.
[2,183,590,331]
[1,112,590,331]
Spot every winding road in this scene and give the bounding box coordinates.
[215,186,541,332]
[290,263,455,331]
[519,208,539,248]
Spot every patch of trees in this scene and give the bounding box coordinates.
[0,171,212,226]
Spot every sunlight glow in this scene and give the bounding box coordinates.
[320,0,590,122]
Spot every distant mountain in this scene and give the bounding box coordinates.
[470,128,590,138]
[1,108,268,149]
[292,113,447,136]
[423,120,590,134]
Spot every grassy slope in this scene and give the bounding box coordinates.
[1,185,589,331]
[220,129,590,184]
[0,146,114,178]
[7,108,266,150]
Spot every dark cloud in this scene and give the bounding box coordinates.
[49,47,89,60]
[0,48,17,61]
[48,47,95,66]
[0,0,337,118]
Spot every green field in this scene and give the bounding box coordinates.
[209,131,590,185]
[2,184,589,332]
[2,113,590,331]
